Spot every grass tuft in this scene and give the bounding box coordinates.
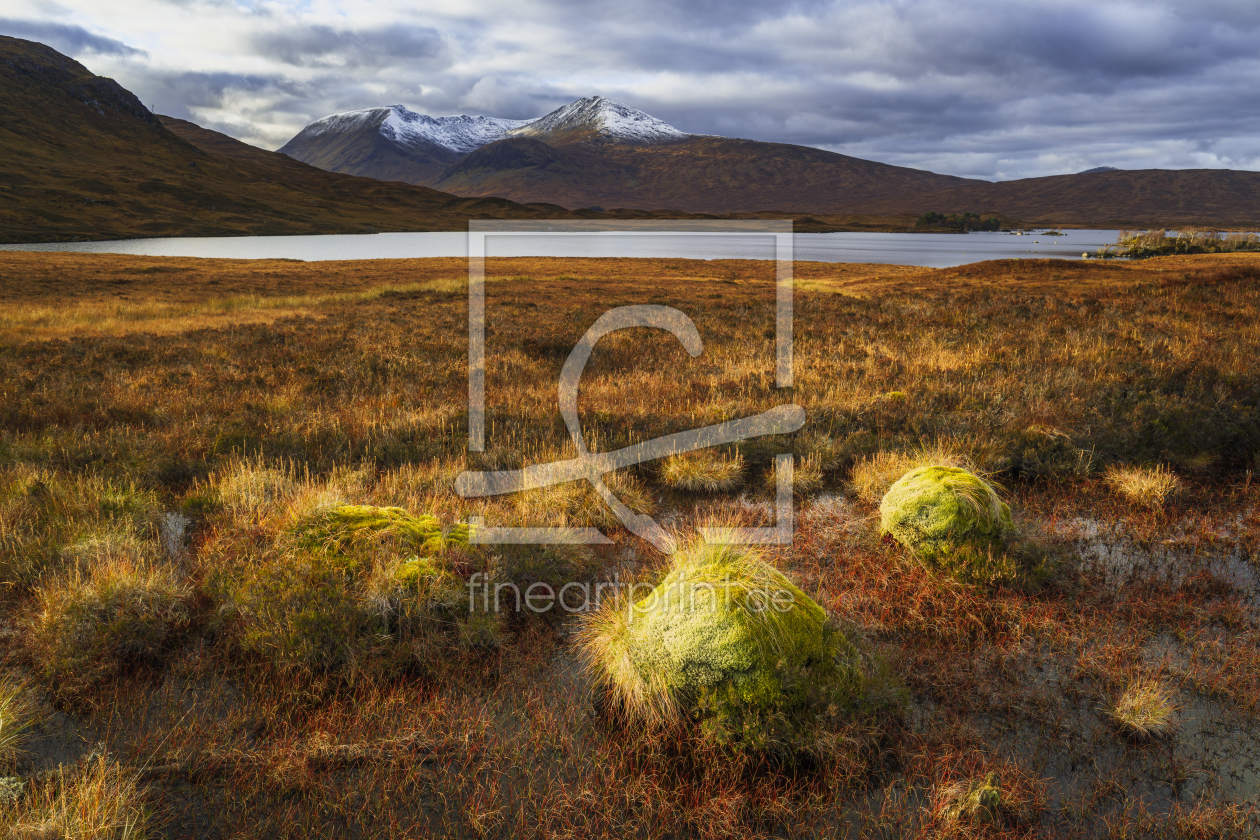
[1104,464,1183,509]
[1110,678,1178,739]
[29,549,192,694]
[659,449,745,492]
[0,678,38,774]
[766,453,824,495]
[1,754,152,839]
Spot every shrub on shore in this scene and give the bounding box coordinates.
[1112,228,1260,259]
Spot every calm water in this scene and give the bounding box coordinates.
[0,229,1122,268]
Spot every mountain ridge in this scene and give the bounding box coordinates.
[278,96,1260,225]
[280,97,981,213]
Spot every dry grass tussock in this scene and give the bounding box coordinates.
[1110,679,1178,739]
[0,678,38,774]
[0,252,1257,836]
[1104,463,1184,509]
[659,449,745,492]
[28,541,192,695]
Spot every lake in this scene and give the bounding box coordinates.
[0,229,1123,268]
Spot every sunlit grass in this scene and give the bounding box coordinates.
[849,443,972,505]
[659,449,744,492]
[1104,463,1183,509]
[1110,679,1178,739]
[0,252,1257,836]
[2,754,152,840]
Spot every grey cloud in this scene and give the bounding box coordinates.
[22,0,1260,178]
[0,17,145,57]
[251,24,447,69]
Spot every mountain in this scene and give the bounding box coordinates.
[281,96,978,213]
[426,136,976,213]
[277,96,693,183]
[503,96,690,145]
[0,35,587,243]
[275,105,535,183]
[1079,166,1119,174]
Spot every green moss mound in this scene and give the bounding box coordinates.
[879,465,1012,560]
[580,542,861,751]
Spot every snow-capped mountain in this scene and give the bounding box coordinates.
[505,96,689,145]
[283,96,689,162]
[278,97,692,183]
[285,105,532,154]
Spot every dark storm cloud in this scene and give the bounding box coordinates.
[0,17,145,57]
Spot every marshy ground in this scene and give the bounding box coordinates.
[1,250,1258,838]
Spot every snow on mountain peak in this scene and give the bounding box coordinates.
[298,106,393,139]
[380,105,534,154]
[289,97,688,156]
[506,96,689,144]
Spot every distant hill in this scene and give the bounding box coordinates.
[867,168,1260,228]
[0,36,586,243]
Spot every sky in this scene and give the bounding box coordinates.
[4,0,1259,181]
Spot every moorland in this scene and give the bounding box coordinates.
[1,250,1259,838]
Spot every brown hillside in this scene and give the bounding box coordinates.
[871,168,1260,228]
[425,135,978,213]
[0,36,584,243]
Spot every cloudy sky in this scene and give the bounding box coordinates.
[4,0,1259,180]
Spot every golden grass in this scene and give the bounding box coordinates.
[577,598,681,729]
[849,443,972,505]
[29,550,192,692]
[659,449,745,492]
[0,678,37,774]
[766,453,824,494]
[0,251,1257,836]
[1,755,152,839]
[1104,464,1184,509]
[1110,679,1178,739]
